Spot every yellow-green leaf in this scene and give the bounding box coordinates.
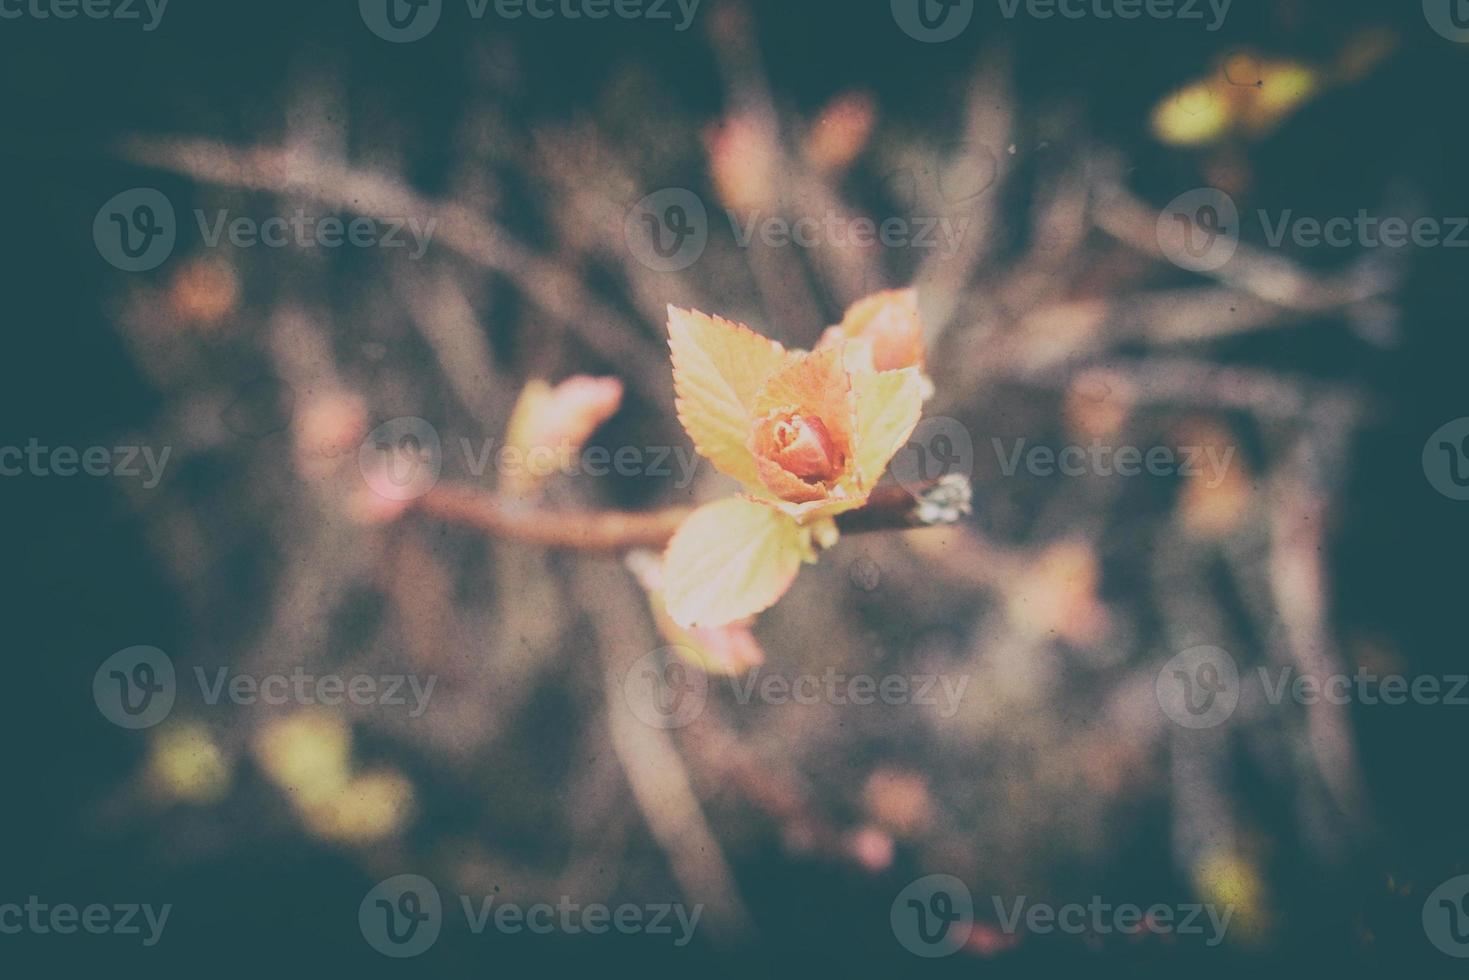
[667,306,788,491]
[852,367,924,490]
[662,496,806,628]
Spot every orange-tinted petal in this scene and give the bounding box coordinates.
[751,346,854,460]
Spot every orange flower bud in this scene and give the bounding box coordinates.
[752,411,845,485]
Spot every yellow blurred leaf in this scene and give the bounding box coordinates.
[1194,850,1270,946]
[252,709,352,807]
[1151,53,1322,147]
[627,550,766,675]
[1239,60,1319,132]
[147,721,231,805]
[1151,81,1232,146]
[662,495,807,628]
[300,768,415,844]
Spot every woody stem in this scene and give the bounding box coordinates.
[412,476,971,553]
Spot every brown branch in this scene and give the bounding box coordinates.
[118,136,671,401]
[413,475,972,552]
[414,485,690,552]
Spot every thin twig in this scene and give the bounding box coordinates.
[118,135,671,400]
[414,476,972,551]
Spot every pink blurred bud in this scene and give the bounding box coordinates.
[819,288,926,374]
[804,92,877,173]
[845,826,895,873]
[508,376,623,462]
[704,112,779,212]
[292,390,368,480]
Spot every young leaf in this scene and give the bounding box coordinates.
[662,495,806,628]
[852,366,925,489]
[667,306,787,492]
